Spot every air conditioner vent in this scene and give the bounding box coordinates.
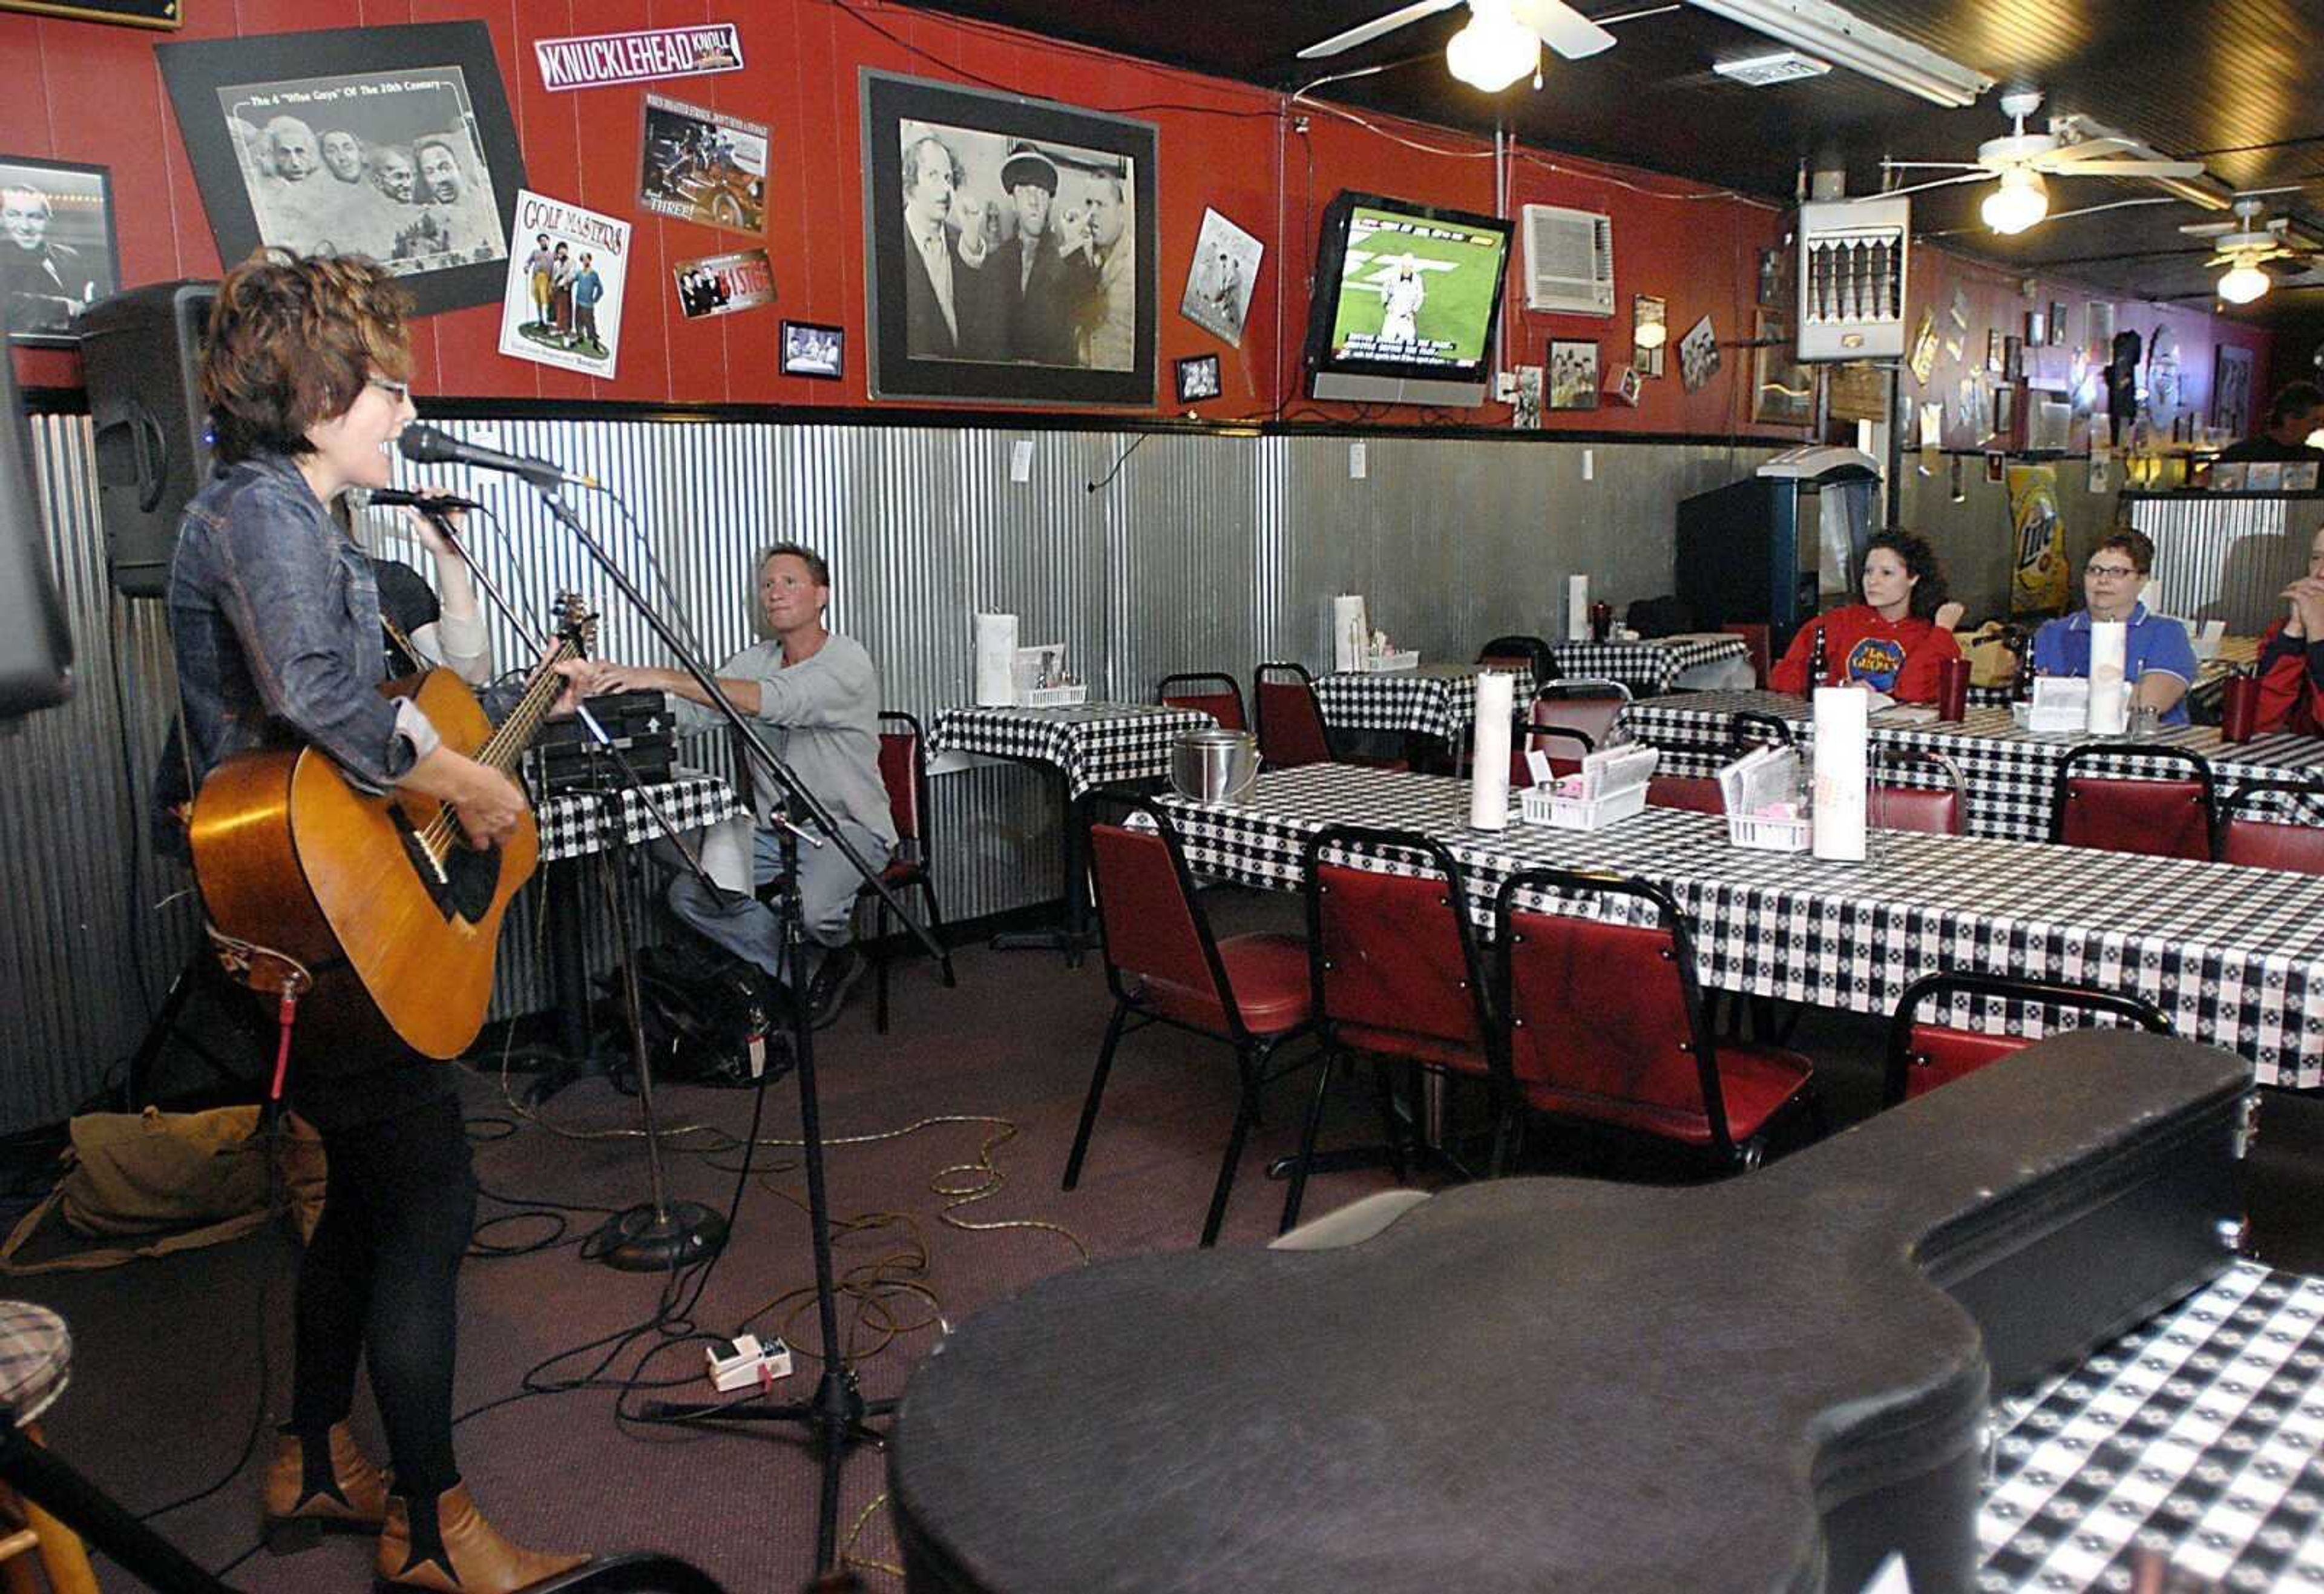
[1521,205,1613,317]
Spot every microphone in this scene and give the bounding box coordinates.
[396,424,599,491]
[364,487,481,514]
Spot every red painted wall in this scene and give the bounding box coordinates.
[0,0,2270,441]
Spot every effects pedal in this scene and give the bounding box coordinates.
[706,1334,793,1393]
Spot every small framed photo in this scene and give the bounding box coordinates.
[1985,328,2003,373]
[0,155,119,345]
[2024,309,2046,346]
[2210,461,2248,492]
[1548,339,1599,410]
[2285,461,2320,491]
[1173,352,1221,404]
[1984,450,2006,484]
[2047,301,2067,346]
[781,319,844,380]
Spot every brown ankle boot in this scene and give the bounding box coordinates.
[261,1421,389,1554]
[377,1483,589,1593]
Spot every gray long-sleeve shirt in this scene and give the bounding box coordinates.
[676,631,898,849]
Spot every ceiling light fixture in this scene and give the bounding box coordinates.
[2217,260,2271,305]
[1445,0,1541,92]
[1980,168,2049,235]
[1685,0,1992,107]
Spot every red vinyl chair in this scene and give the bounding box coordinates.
[1872,749,1966,835]
[1067,792,1318,1247]
[1493,868,1819,1171]
[1528,678,1631,750]
[854,711,956,1033]
[1509,726,1592,787]
[1882,970,2172,1108]
[1722,623,1772,688]
[2216,780,2324,874]
[1647,710,1790,815]
[2050,744,2214,860]
[1253,662,1407,773]
[1158,671,1246,732]
[1285,825,1502,1231]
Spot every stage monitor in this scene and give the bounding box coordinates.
[1303,191,1513,409]
[0,354,73,722]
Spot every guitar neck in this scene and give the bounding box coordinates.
[473,640,580,779]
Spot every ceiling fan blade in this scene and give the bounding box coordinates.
[2042,158,2208,179]
[1512,0,1616,58]
[2048,136,2141,162]
[1296,0,1465,60]
[2179,221,2236,237]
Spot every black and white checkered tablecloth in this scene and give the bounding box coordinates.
[1551,633,1752,694]
[1981,1261,2324,1590]
[534,773,741,865]
[1312,664,1534,743]
[1153,763,2323,1085]
[930,702,1215,798]
[1621,689,2324,842]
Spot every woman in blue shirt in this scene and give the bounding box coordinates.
[2030,529,2198,724]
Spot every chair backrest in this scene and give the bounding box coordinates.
[1255,663,1336,769]
[1512,725,1592,786]
[1530,680,1630,748]
[1477,634,1557,684]
[1494,868,1735,1152]
[1722,623,1771,688]
[1883,970,2172,1107]
[1873,749,1965,835]
[1647,774,1724,814]
[1730,711,1794,754]
[2217,780,2324,875]
[1302,825,1495,1065]
[1158,671,1246,732]
[1082,792,1241,1036]
[876,710,930,857]
[2051,745,2214,860]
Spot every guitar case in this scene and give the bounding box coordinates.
[888,1030,2253,1594]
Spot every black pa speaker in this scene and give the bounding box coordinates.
[0,351,74,720]
[79,280,216,599]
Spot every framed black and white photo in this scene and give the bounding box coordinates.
[672,248,774,322]
[159,22,525,317]
[1,0,176,27]
[0,156,117,346]
[1678,314,1719,394]
[1179,207,1261,349]
[781,320,844,380]
[1548,339,1598,410]
[861,70,1157,406]
[1173,352,1221,404]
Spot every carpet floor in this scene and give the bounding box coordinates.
[11,883,2323,1592]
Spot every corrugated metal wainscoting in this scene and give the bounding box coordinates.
[0,410,1770,1131]
[2129,493,2324,634]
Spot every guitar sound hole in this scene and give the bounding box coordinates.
[392,808,502,924]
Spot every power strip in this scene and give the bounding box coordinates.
[706,1334,793,1393]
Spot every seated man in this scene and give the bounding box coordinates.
[593,543,896,1025]
[2030,529,2198,725]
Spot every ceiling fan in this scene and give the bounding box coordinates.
[1878,90,2206,236]
[2181,196,2321,305]
[1297,0,1615,94]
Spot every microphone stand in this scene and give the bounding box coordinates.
[523,482,944,1572]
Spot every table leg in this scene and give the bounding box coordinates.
[990,767,1098,966]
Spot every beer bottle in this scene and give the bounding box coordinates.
[1807,625,1829,687]
[2012,628,2037,702]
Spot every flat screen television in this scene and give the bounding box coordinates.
[1303,191,1514,409]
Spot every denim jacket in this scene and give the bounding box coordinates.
[168,452,442,798]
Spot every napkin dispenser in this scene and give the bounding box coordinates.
[2026,676,2089,734]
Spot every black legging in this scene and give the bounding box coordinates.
[287,1091,475,1498]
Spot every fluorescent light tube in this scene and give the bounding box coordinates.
[1687,0,1992,107]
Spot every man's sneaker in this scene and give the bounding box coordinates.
[807,945,865,1030]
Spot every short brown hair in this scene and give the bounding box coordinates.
[202,250,412,465]
[2094,528,2156,576]
[760,542,831,591]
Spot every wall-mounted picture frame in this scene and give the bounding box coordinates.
[1174,352,1221,404]
[638,94,767,237]
[2047,301,2067,347]
[1985,328,2003,374]
[1,0,177,28]
[0,155,119,346]
[2213,343,2255,438]
[1751,311,1813,427]
[781,320,844,380]
[159,22,525,317]
[861,70,1156,407]
[1548,338,1599,410]
[1756,246,1787,309]
[1631,294,1666,378]
[2024,308,2046,347]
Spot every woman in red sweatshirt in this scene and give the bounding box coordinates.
[1770,530,1967,702]
[2253,522,2324,735]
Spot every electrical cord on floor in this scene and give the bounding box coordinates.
[137,1237,275,1528]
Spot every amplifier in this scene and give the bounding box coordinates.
[535,689,673,748]
[529,690,676,795]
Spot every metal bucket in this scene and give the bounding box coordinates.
[1170,728,1261,805]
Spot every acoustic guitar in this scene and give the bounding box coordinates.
[189,598,594,1062]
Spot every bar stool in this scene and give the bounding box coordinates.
[0,1303,100,1593]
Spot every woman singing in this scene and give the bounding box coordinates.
[167,251,588,1593]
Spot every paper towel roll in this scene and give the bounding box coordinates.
[1811,687,1868,863]
[1333,596,1368,673]
[974,613,1019,706]
[1566,575,1589,642]
[2086,619,2128,734]
[1469,670,1515,831]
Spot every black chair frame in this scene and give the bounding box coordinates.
[1882,970,2172,1108]
[1477,634,1560,685]
[1065,789,1320,1246]
[1284,824,1506,1231]
[2214,776,2324,848]
[1493,866,1795,1171]
[2047,743,2216,846]
[850,710,957,1033]
[1157,671,1247,729]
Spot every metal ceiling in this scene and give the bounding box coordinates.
[908,0,2324,343]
